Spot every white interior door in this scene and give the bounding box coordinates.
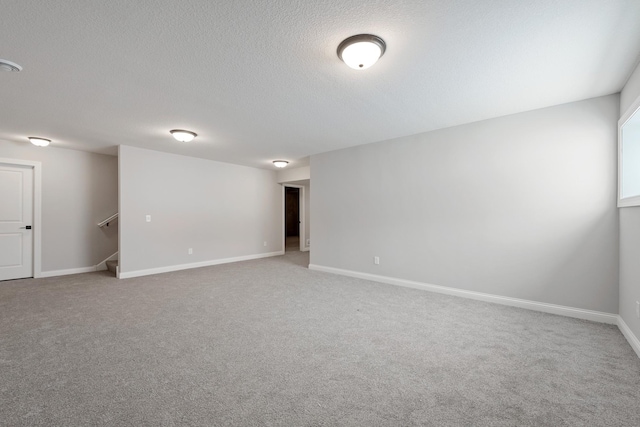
[0,164,34,281]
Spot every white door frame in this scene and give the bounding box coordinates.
[282,184,305,252]
[0,158,42,278]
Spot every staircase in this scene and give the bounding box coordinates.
[98,213,119,277]
[106,260,118,277]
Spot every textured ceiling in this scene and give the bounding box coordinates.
[1,0,640,169]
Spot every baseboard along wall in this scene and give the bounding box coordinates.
[308,264,640,358]
[618,317,640,359]
[96,252,119,271]
[39,266,98,278]
[308,264,618,323]
[40,252,119,278]
[118,251,285,279]
[33,255,640,359]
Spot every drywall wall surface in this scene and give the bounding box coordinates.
[0,142,118,272]
[119,145,282,275]
[311,95,619,313]
[619,207,640,336]
[620,60,640,340]
[621,60,640,114]
[277,166,310,183]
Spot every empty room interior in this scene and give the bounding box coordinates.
[2,1,640,425]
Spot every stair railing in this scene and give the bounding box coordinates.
[98,213,118,228]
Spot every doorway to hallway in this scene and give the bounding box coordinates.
[285,186,300,252]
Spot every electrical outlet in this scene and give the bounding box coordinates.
[636,301,639,319]
[374,256,380,265]
[145,215,151,222]
[263,241,267,247]
[188,248,193,255]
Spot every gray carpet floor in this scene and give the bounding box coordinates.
[1,251,639,426]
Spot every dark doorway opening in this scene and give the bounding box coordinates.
[285,187,300,252]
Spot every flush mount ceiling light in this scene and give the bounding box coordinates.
[273,160,289,168]
[337,34,386,70]
[170,129,197,142]
[0,59,22,72]
[28,137,50,147]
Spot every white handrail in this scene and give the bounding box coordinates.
[98,213,118,228]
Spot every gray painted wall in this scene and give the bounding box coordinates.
[311,95,619,313]
[0,141,118,272]
[277,166,310,183]
[118,145,282,275]
[621,62,640,113]
[620,61,640,339]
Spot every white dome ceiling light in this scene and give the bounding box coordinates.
[170,129,197,142]
[273,160,289,168]
[28,137,51,147]
[0,59,22,72]
[337,34,386,70]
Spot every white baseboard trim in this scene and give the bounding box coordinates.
[40,266,98,278]
[96,251,119,271]
[617,316,640,359]
[118,251,285,279]
[41,252,119,277]
[301,247,310,252]
[308,264,618,325]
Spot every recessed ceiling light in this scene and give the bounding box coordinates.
[337,34,386,70]
[28,137,50,147]
[0,59,23,72]
[170,129,197,142]
[273,160,289,168]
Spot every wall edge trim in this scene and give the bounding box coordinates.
[118,251,285,279]
[308,264,618,324]
[617,316,640,359]
[40,266,97,278]
[96,252,119,271]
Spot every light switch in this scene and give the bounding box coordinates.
[146,215,151,222]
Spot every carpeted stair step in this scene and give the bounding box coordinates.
[106,260,118,276]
